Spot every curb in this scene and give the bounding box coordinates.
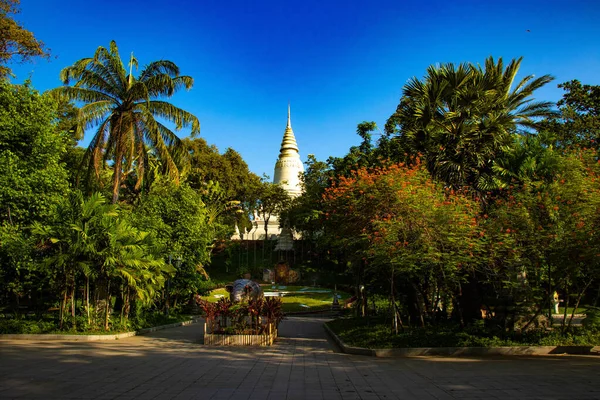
[0,316,203,342]
[285,309,342,316]
[323,322,600,357]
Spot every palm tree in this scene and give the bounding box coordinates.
[32,192,113,328]
[51,41,200,203]
[386,56,556,192]
[99,216,172,328]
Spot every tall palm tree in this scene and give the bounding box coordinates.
[51,41,200,203]
[386,56,556,192]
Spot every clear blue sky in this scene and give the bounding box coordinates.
[10,0,600,177]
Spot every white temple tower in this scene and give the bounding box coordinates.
[273,104,304,197]
[239,105,304,241]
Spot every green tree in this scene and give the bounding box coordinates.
[0,0,49,77]
[179,138,260,233]
[51,41,200,203]
[33,191,171,330]
[492,131,561,187]
[32,192,108,328]
[284,154,331,240]
[483,151,600,328]
[181,138,260,200]
[132,178,212,309]
[253,180,292,241]
[327,122,380,178]
[540,80,600,149]
[0,79,69,225]
[386,57,555,192]
[321,162,481,327]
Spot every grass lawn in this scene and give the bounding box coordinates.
[200,285,351,313]
[554,306,588,315]
[327,317,600,348]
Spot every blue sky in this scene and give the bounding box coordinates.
[10,0,600,177]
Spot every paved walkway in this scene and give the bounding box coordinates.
[1,315,599,399]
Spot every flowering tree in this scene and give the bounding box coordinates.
[482,151,600,328]
[322,161,481,329]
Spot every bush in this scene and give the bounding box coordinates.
[327,317,600,348]
[0,318,57,334]
[582,307,600,330]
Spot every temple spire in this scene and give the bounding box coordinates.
[274,104,304,197]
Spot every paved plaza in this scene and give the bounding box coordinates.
[1,316,599,400]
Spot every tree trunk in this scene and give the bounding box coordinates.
[568,280,592,329]
[391,267,404,334]
[104,280,111,331]
[111,153,123,204]
[86,276,90,325]
[561,283,570,330]
[455,282,466,328]
[124,288,131,320]
[71,277,76,318]
[120,285,125,324]
[60,288,67,330]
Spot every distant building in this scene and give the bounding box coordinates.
[240,105,304,242]
[273,104,304,197]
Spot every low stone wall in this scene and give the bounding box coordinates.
[324,323,600,357]
[0,331,137,341]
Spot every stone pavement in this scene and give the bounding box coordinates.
[1,315,599,400]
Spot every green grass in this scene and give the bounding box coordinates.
[200,285,351,313]
[554,306,588,315]
[327,317,600,348]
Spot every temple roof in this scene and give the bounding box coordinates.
[279,104,299,155]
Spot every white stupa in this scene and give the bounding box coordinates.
[273,104,304,197]
[240,105,304,241]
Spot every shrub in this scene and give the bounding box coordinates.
[582,307,600,330]
[327,317,600,348]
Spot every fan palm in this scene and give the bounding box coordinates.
[51,41,200,203]
[387,56,556,192]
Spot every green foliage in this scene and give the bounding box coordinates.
[0,0,50,77]
[582,307,600,330]
[198,296,283,334]
[0,80,69,225]
[386,56,555,192]
[482,150,600,324]
[321,161,481,321]
[0,317,57,334]
[181,138,260,201]
[30,191,173,330]
[540,80,600,148]
[284,154,331,240]
[132,178,213,299]
[327,317,600,348]
[252,179,292,239]
[51,40,200,203]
